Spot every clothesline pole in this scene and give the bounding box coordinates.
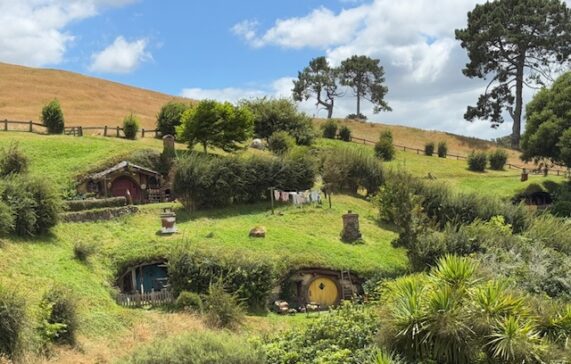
[269,187,275,215]
[328,192,332,209]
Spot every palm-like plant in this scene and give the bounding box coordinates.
[430,255,478,290]
[472,280,525,335]
[486,315,545,363]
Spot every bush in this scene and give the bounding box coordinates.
[0,143,28,177]
[267,131,295,155]
[0,199,14,236]
[489,149,508,170]
[125,331,265,364]
[41,99,64,134]
[346,113,367,120]
[73,241,96,262]
[204,282,245,329]
[156,101,189,136]
[0,286,26,359]
[322,145,384,196]
[437,141,447,158]
[322,120,338,139]
[424,142,434,156]
[374,130,395,161]
[467,151,487,171]
[175,291,203,313]
[40,288,77,345]
[65,197,126,212]
[123,114,140,140]
[338,126,352,142]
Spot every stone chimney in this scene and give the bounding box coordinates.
[341,210,362,243]
[162,135,175,156]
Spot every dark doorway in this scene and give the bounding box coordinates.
[111,176,141,202]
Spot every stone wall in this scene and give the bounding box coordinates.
[61,206,139,223]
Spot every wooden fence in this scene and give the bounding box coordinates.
[0,119,160,138]
[350,136,570,177]
[116,290,174,307]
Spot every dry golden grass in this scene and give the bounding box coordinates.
[0,62,191,128]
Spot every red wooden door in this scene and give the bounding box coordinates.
[111,176,141,202]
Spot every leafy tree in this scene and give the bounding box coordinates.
[178,100,254,153]
[455,0,571,148]
[338,55,391,116]
[292,56,340,119]
[156,101,190,136]
[521,72,571,167]
[122,114,140,140]
[41,99,64,134]
[375,130,396,161]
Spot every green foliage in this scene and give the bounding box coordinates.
[374,130,395,161]
[455,1,571,147]
[156,101,190,136]
[241,98,314,145]
[39,287,77,345]
[347,113,367,120]
[424,142,434,156]
[122,114,140,140]
[321,119,338,139]
[522,72,571,167]
[0,142,28,177]
[203,282,245,329]
[73,241,96,263]
[338,125,352,142]
[175,291,203,313]
[437,141,447,158]
[124,331,265,364]
[0,198,14,236]
[0,286,26,359]
[261,302,378,364]
[179,100,254,153]
[322,144,384,195]
[267,131,295,155]
[489,149,508,170]
[467,150,487,172]
[65,197,126,212]
[41,99,64,134]
[293,56,339,119]
[173,152,316,212]
[339,55,391,115]
[167,249,275,310]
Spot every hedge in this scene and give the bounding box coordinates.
[64,197,127,212]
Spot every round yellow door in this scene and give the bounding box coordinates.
[307,277,339,306]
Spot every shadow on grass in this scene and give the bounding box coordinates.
[5,231,59,245]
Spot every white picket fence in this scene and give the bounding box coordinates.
[116,290,174,307]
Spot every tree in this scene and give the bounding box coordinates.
[156,101,190,136]
[338,55,391,116]
[123,114,140,140]
[41,99,65,134]
[178,100,253,153]
[455,0,571,148]
[292,56,340,119]
[521,72,571,167]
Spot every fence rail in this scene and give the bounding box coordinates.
[349,136,569,176]
[116,290,174,307]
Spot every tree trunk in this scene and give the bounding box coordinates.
[203,142,208,154]
[356,94,361,116]
[327,99,334,119]
[511,56,525,149]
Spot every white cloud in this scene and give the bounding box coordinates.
[0,0,136,67]
[89,36,151,74]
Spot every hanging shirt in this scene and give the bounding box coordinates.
[274,190,280,201]
[281,191,289,202]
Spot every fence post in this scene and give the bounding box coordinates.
[78,126,83,137]
[3,119,7,131]
[116,126,120,137]
[104,125,108,137]
[29,120,33,132]
[142,128,145,138]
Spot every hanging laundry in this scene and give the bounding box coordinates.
[280,191,289,202]
[274,190,280,201]
[310,191,320,203]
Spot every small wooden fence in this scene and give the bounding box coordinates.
[116,290,174,307]
[350,136,570,177]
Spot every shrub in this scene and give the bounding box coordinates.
[40,288,77,345]
[424,142,434,156]
[489,149,508,170]
[467,150,487,172]
[73,241,96,262]
[64,197,126,212]
[346,113,367,120]
[338,125,352,142]
[41,99,64,134]
[0,286,26,359]
[156,101,189,136]
[374,130,395,161]
[204,282,245,329]
[0,200,13,236]
[322,120,338,139]
[267,131,295,155]
[125,331,265,364]
[175,291,203,313]
[123,114,140,140]
[552,200,571,217]
[0,143,28,177]
[322,145,383,195]
[437,141,447,158]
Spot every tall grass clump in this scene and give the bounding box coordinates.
[0,286,26,359]
[41,99,64,134]
[123,114,140,140]
[73,241,96,263]
[437,141,447,158]
[39,288,78,346]
[204,282,245,329]
[375,130,396,161]
[321,119,338,139]
[489,149,508,170]
[467,151,487,172]
[0,143,28,177]
[424,142,435,156]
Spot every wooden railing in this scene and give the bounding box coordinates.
[116,290,174,307]
[350,136,569,177]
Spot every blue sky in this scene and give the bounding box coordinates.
[1,0,569,138]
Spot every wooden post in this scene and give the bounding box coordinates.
[29,120,33,132]
[104,125,108,137]
[3,119,7,131]
[328,191,332,209]
[116,126,120,137]
[142,128,145,138]
[78,126,83,137]
[270,187,275,215]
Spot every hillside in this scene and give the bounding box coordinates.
[0,62,189,128]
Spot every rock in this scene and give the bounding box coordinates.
[250,138,265,150]
[249,226,266,238]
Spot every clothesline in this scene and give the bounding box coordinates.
[273,189,321,205]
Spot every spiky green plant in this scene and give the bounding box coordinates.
[486,316,545,363]
[430,255,478,290]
